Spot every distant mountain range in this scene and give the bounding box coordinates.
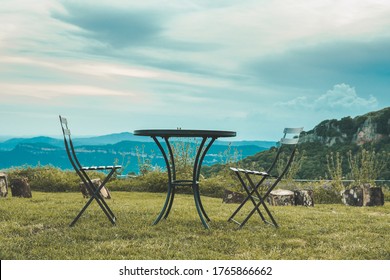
[0,132,276,174]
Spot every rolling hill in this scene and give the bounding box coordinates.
[0,134,274,174]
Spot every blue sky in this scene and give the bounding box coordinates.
[1,0,389,140]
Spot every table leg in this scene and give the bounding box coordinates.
[193,183,209,229]
[191,137,216,227]
[151,135,217,229]
[153,183,174,225]
[151,136,176,225]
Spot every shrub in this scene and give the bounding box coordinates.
[309,182,343,204]
[199,175,231,198]
[113,171,168,193]
[7,165,105,192]
[275,181,342,204]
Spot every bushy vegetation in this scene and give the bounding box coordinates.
[6,165,82,192]
[4,164,389,204]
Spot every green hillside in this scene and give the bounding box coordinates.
[204,107,390,181]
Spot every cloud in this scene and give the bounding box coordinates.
[315,84,378,109]
[0,83,134,99]
[52,2,164,48]
[247,37,390,96]
[278,83,378,111]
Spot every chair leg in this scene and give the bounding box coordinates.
[70,169,117,227]
[240,198,278,228]
[70,190,115,227]
[227,172,253,222]
[228,172,266,225]
[244,174,278,228]
[228,171,279,228]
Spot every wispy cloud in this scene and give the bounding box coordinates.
[52,3,164,48]
[0,83,134,99]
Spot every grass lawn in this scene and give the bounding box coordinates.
[0,191,389,260]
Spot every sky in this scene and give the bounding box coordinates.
[1,0,389,141]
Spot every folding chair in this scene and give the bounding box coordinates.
[228,127,303,228]
[59,115,121,226]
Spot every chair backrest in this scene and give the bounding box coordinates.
[59,115,84,174]
[267,127,303,177]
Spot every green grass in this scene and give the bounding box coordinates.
[0,191,389,260]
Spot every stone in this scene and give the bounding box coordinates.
[10,177,32,198]
[341,185,384,206]
[363,186,384,206]
[0,172,8,197]
[268,189,295,206]
[294,189,314,206]
[79,178,111,199]
[222,189,245,204]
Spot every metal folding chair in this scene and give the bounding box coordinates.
[59,116,121,226]
[228,127,303,228]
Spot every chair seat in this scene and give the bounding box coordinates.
[230,167,269,176]
[81,165,122,171]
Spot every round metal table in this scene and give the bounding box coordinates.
[134,129,236,229]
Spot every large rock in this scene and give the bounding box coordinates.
[341,185,384,206]
[10,177,32,198]
[268,189,295,206]
[79,178,111,199]
[222,189,246,204]
[294,189,314,206]
[0,173,8,197]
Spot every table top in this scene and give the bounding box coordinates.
[134,129,236,138]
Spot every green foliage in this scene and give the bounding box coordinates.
[372,107,390,135]
[113,152,131,177]
[171,140,197,180]
[135,145,158,175]
[199,175,234,198]
[308,182,344,204]
[326,152,344,192]
[277,149,306,184]
[7,165,83,192]
[347,148,389,185]
[119,171,167,193]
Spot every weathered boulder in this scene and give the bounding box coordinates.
[341,185,384,206]
[268,189,295,206]
[294,189,314,206]
[10,177,32,198]
[0,172,8,197]
[268,189,315,206]
[222,189,246,203]
[79,178,111,199]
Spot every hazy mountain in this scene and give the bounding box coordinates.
[0,135,272,174]
[216,140,276,149]
[0,136,64,151]
[0,132,150,151]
